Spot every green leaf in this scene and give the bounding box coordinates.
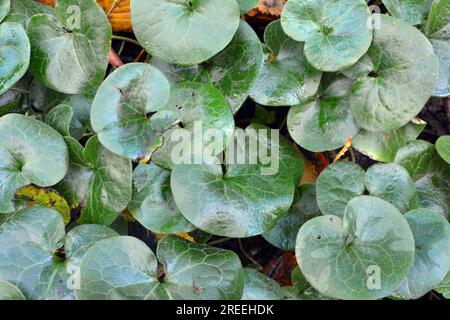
[77,235,244,300]
[0,280,25,300]
[365,163,417,213]
[263,184,321,251]
[128,163,195,234]
[131,0,240,65]
[27,0,112,94]
[150,81,235,169]
[287,76,359,152]
[383,0,433,25]
[0,22,30,95]
[429,39,450,97]
[436,135,450,164]
[425,0,449,38]
[0,0,10,23]
[0,206,117,300]
[8,0,55,27]
[352,120,426,162]
[0,114,68,213]
[394,140,450,218]
[349,14,439,131]
[249,20,322,106]
[281,0,372,72]
[241,268,287,300]
[392,208,450,299]
[435,272,450,298]
[316,161,365,216]
[151,21,263,113]
[284,266,331,300]
[237,0,258,14]
[56,136,132,225]
[296,196,415,300]
[45,104,86,140]
[171,128,296,237]
[91,63,173,161]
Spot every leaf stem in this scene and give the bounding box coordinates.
[238,239,262,270]
[112,35,141,47]
[207,237,232,245]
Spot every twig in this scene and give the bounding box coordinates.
[134,48,146,62]
[238,239,262,270]
[112,35,141,47]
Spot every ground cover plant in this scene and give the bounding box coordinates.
[0,0,449,301]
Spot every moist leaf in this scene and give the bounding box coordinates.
[352,121,426,162]
[316,161,365,216]
[131,0,240,65]
[0,114,68,213]
[250,20,322,106]
[281,0,372,71]
[27,0,112,94]
[296,196,415,300]
[128,163,194,234]
[56,136,132,225]
[263,184,321,251]
[0,22,30,95]
[151,20,263,113]
[76,235,244,300]
[393,209,450,299]
[349,14,439,131]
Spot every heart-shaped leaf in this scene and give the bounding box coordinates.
[436,135,450,164]
[128,163,195,234]
[0,280,25,300]
[365,163,417,213]
[383,0,433,25]
[393,208,450,299]
[0,114,68,213]
[27,0,112,94]
[249,20,322,106]
[131,0,240,65]
[242,268,287,300]
[352,121,426,162]
[263,184,321,251]
[281,0,372,72]
[150,81,235,169]
[296,196,415,300]
[287,76,359,152]
[76,235,244,300]
[0,22,30,95]
[0,206,118,299]
[316,161,365,216]
[349,14,439,131]
[394,140,450,218]
[171,127,296,237]
[90,63,173,161]
[56,136,132,225]
[0,0,10,22]
[151,20,263,113]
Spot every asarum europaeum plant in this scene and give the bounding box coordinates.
[0,0,449,301]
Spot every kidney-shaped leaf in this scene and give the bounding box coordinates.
[281,0,372,72]
[0,114,68,213]
[365,163,417,213]
[56,136,132,225]
[393,208,450,299]
[263,184,321,251]
[77,235,244,300]
[287,76,359,152]
[349,14,439,131]
[131,0,240,65]
[250,20,322,106]
[27,0,112,94]
[91,63,172,161]
[128,163,194,234]
[151,20,263,113]
[0,206,118,300]
[0,22,30,95]
[296,196,415,300]
[316,161,366,216]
